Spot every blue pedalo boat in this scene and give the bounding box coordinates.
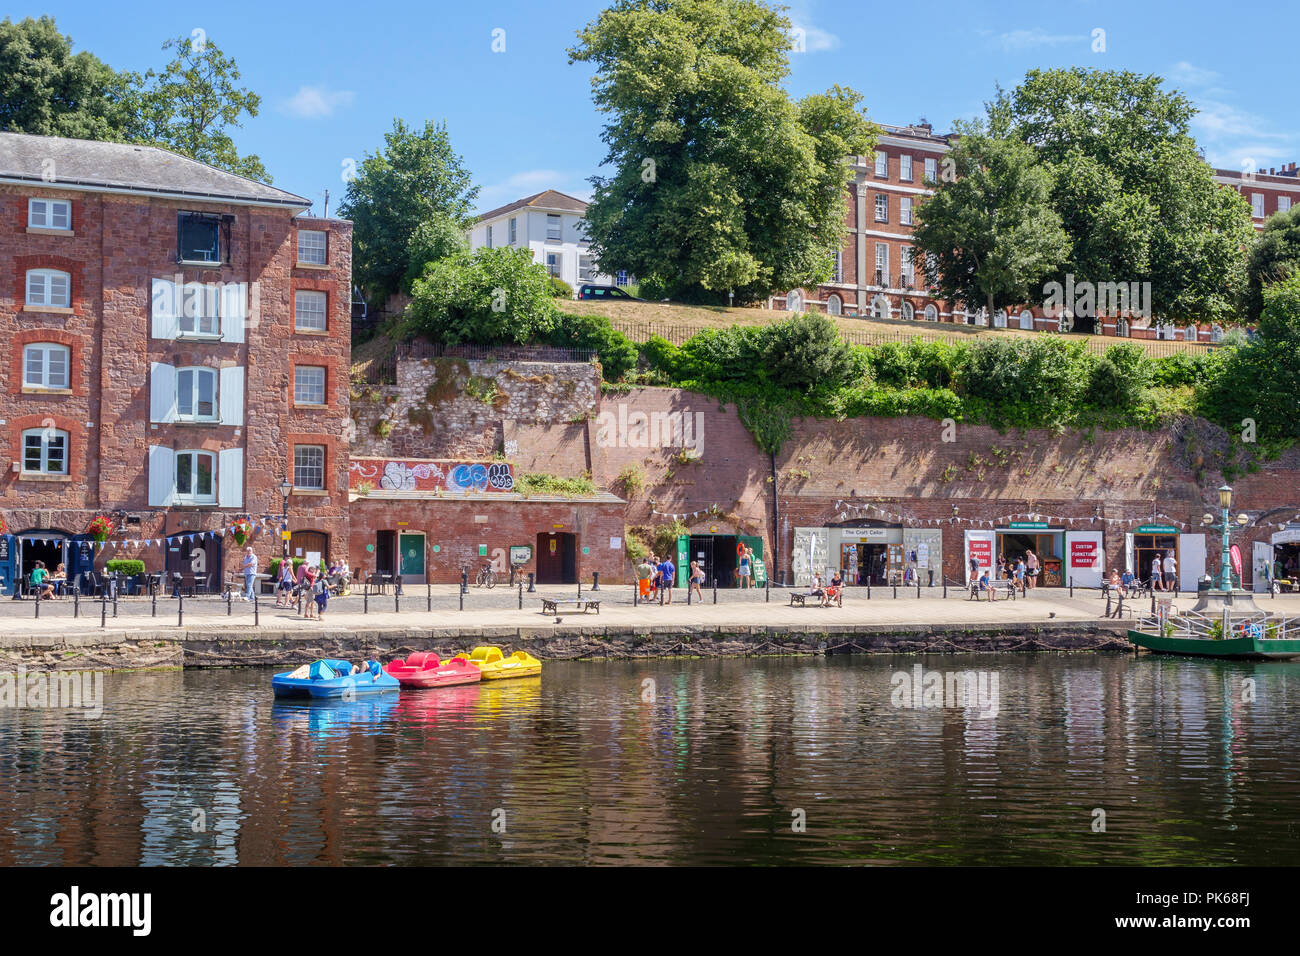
[272,658,400,698]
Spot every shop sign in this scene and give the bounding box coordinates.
[509,545,532,566]
[1070,541,1099,568]
[1008,522,1050,530]
[1136,524,1179,534]
[840,528,891,541]
[969,539,993,566]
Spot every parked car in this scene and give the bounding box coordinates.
[577,284,643,301]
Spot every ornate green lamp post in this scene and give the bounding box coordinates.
[1200,484,1250,592]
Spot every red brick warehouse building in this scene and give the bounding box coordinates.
[0,133,352,591]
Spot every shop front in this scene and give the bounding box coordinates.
[835,525,902,586]
[968,522,1086,587]
[1253,525,1300,592]
[1124,525,1205,591]
[675,533,764,588]
[998,523,1065,586]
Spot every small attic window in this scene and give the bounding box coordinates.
[178,212,232,265]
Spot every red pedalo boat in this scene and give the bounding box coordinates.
[385,652,482,689]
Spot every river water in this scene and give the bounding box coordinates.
[1,654,1298,866]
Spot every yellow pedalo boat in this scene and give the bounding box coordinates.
[455,646,542,680]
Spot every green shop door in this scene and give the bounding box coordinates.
[398,532,426,583]
[740,535,766,586]
[676,535,689,587]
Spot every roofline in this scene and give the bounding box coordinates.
[0,173,311,211]
[476,203,588,223]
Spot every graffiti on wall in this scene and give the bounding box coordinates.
[350,458,515,494]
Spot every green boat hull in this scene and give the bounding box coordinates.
[1128,630,1300,660]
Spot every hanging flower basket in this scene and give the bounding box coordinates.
[231,518,253,547]
[87,515,114,544]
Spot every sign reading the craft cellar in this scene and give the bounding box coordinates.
[1009,522,1050,530]
[349,458,514,494]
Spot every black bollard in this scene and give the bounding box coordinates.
[527,572,535,594]
[178,590,183,627]
[461,568,468,595]
[893,585,897,599]
[592,571,599,592]
[364,581,368,614]
[34,593,39,618]
[1070,576,1074,598]
[659,584,664,606]
[395,586,400,614]
[74,586,80,619]
[943,581,947,599]
[427,582,432,612]
[227,588,232,615]
[112,581,118,618]
[928,569,934,587]
[713,576,717,605]
[766,578,770,603]
[686,579,691,605]
[254,588,259,626]
[634,583,639,607]
[518,580,523,610]
[459,585,464,611]
[917,582,921,599]
[577,576,582,599]
[1104,592,1112,618]
[867,581,871,600]
[101,593,106,629]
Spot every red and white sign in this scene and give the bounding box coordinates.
[969,540,992,565]
[1070,541,1099,568]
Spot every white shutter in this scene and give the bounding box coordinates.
[151,278,180,339]
[149,363,177,423]
[217,448,244,508]
[1064,531,1104,589]
[219,366,245,425]
[1179,533,1206,592]
[222,282,246,343]
[147,446,176,506]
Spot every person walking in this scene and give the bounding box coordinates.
[658,553,676,605]
[241,547,258,602]
[1025,550,1039,590]
[312,570,329,621]
[1151,553,1164,592]
[1163,551,1178,593]
[275,559,295,607]
[969,553,980,585]
[636,556,655,603]
[301,565,319,618]
[688,561,705,602]
[738,547,751,589]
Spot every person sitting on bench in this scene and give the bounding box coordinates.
[979,569,995,601]
[809,573,825,600]
[822,571,843,607]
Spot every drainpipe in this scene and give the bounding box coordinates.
[770,451,781,586]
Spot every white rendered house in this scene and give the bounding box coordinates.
[468,190,631,291]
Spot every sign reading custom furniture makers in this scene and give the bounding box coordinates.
[349,458,515,494]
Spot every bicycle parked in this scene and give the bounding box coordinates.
[475,564,497,589]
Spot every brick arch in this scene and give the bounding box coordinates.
[9,412,84,481]
[10,328,85,397]
[15,253,84,314]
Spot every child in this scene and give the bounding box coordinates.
[312,571,328,621]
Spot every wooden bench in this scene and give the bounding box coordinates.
[969,579,1018,600]
[541,598,600,615]
[790,589,842,607]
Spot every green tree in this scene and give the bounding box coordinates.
[0,16,133,138]
[127,34,268,181]
[568,0,877,303]
[1244,205,1300,322]
[988,67,1255,323]
[911,130,1070,319]
[405,247,558,345]
[339,118,478,305]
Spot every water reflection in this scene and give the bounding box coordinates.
[1,655,1299,865]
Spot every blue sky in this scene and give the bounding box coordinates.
[31,0,1300,214]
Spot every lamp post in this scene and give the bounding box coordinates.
[1201,484,1251,592]
[279,477,291,560]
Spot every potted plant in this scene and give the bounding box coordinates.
[87,514,114,544]
[231,518,253,547]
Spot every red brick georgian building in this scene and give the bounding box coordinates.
[775,122,1295,342]
[0,132,352,591]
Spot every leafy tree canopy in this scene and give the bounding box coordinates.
[339,118,478,304]
[986,67,1255,323]
[911,128,1070,319]
[405,247,558,345]
[1244,205,1300,321]
[569,0,877,304]
[126,34,268,182]
[0,16,133,138]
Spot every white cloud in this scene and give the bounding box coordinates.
[1168,61,1221,89]
[1192,100,1296,170]
[996,28,1085,51]
[281,85,356,119]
